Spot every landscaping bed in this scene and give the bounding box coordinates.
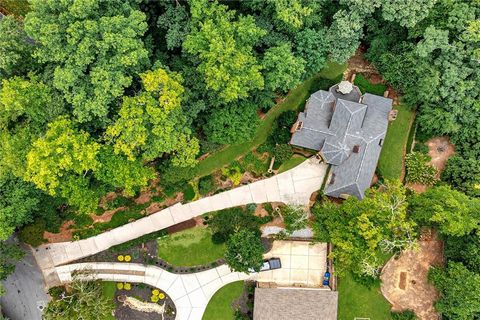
[113,283,176,320]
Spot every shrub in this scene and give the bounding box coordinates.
[240,152,268,177]
[273,144,293,168]
[413,142,429,154]
[18,218,46,246]
[182,184,196,201]
[124,283,131,290]
[246,203,257,214]
[221,165,243,186]
[209,208,261,243]
[405,152,437,185]
[198,175,215,196]
[117,283,124,290]
[159,162,195,191]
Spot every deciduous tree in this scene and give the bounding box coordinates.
[24,0,149,124]
[224,229,264,273]
[184,0,265,103]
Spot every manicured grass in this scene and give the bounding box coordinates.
[101,282,116,320]
[337,273,391,320]
[377,105,415,180]
[354,74,387,96]
[202,281,244,320]
[157,227,225,266]
[194,62,346,178]
[277,155,307,173]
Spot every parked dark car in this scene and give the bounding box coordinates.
[260,258,282,271]
[249,258,282,273]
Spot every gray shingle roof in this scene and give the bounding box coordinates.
[290,83,392,199]
[253,288,338,320]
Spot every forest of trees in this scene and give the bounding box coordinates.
[0,0,479,316]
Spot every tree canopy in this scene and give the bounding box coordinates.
[24,0,149,124]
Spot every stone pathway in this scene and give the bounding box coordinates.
[34,158,328,287]
[56,262,253,320]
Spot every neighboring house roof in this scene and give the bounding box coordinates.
[253,287,338,320]
[290,83,392,199]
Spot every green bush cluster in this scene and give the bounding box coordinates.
[18,218,46,246]
[353,74,387,96]
[198,175,216,196]
[405,152,437,185]
[182,184,196,201]
[239,152,268,177]
[221,165,243,186]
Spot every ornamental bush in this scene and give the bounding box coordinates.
[405,152,437,185]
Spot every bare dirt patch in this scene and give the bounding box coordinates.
[426,136,455,179]
[44,220,74,243]
[344,46,379,81]
[381,230,444,320]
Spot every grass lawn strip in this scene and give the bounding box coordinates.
[202,281,244,320]
[277,155,307,173]
[157,227,225,267]
[194,61,346,178]
[337,272,391,320]
[377,105,415,180]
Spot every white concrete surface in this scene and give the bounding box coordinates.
[258,241,328,287]
[35,158,328,283]
[55,262,252,320]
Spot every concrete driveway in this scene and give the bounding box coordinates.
[0,242,49,320]
[258,240,328,287]
[55,262,252,320]
[34,158,328,287]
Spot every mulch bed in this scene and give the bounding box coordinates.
[114,283,176,320]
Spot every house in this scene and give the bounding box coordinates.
[253,287,338,320]
[290,81,392,199]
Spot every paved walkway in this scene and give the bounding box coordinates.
[34,158,328,287]
[55,262,253,320]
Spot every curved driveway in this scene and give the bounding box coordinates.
[56,262,253,320]
[35,158,328,287]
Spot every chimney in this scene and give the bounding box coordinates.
[352,145,360,153]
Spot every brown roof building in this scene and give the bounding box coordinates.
[253,287,338,320]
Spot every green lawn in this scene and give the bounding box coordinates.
[354,74,387,96]
[202,281,244,320]
[101,281,116,320]
[377,105,415,180]
[157,227,225,266]
[338,273,392,320]
[278,155,307,173]
[194,61,346,178]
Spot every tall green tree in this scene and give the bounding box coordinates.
[224,229,264,273]
[0,175,40,240]
[429,262,480,319]
[203,101,259,145]
[408,186,480,237]
[24,0,149,124]
[184,0,265,103]
[262,43,306,92]
[0,16,35,79]
[106,67,199,167]
[25,117,101,212]
[312,180,416,277]
[43,277,114,320]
